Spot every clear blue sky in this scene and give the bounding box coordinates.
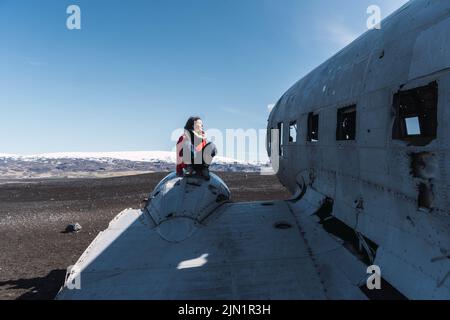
[0,0,408,155]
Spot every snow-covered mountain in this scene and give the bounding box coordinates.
[0,151,268,179]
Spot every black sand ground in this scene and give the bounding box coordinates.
[0,172,290,300]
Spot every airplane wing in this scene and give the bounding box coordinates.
[56,174,368,300]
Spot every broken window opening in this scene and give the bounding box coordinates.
[307,112,319,142]
[289,121,297,143]
[392,81,438,146]
[336,105,357,141]
[278,122,284,157]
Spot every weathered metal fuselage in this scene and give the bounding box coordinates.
[268,0,450,299]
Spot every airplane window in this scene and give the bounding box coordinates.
[392,81,438,146]
[336,105,357,141]
[289,121,297,143]
[267,129,271,157]
[278,122,284,156]
[307,113,319,142]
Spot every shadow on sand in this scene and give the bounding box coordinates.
[0,269,66,300]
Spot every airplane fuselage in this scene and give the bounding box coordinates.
[268,0,450,299]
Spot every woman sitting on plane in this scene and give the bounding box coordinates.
[176,116,217,179]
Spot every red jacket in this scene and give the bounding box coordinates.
[176,130,207,175]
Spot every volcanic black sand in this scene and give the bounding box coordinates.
[0,172,290,300]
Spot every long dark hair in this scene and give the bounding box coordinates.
[184,116,201,131]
